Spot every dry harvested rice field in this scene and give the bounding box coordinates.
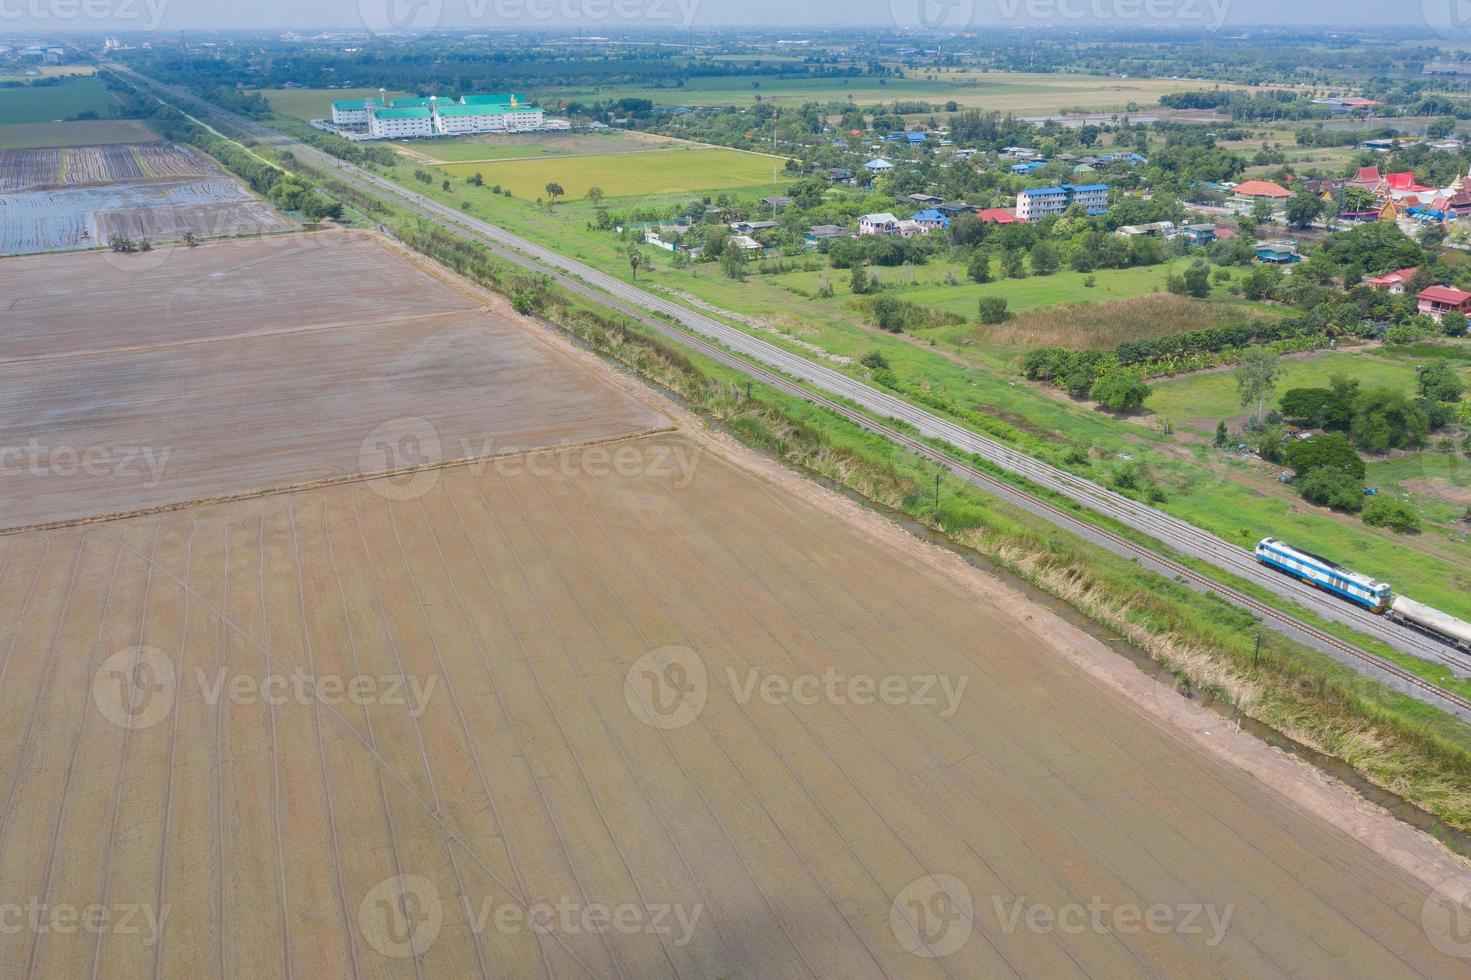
[1,232,1469,978]
[0,234,668,529]
[0,143,220,192]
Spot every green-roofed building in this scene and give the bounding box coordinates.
[331,88,547,139]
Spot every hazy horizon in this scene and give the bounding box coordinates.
[0,0,1455,37]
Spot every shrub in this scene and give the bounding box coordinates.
[1089,367,1152,413]
[978,296,1011,324]
[1362,497,1421,532]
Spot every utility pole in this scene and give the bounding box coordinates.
[1253,633,1262,669]
[933,470,941,513]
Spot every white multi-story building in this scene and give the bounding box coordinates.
[1015,183,1109,222]
[330,91,545,139]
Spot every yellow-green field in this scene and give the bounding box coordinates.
[437,146,790,198]
[0,118,156,149]
[255,87,413,122]
[548,70,1256,113]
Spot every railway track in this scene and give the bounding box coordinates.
[116,67,1471,720]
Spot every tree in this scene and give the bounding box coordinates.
[1214,419,1229,447]
[1442,311,1468,338]
[1297,468,1365,512]
[1362,497,1421,532]
[627,244,643,281]
[1090,367,1152,413]
[871,296,906,332]
[1285,189,1324,229]
[1002,249,1027,279]
[860,350,889,370]
[1419,361,1465,403]
[1029,241,1059,276]
[1182,261,1211,298]
[1235,349,1279,425]
[544,182,564,208]
[850,264,870,295]
[1251,197,1276,226]
[1351,387,1431,452]
[1240,264,1282,301]
[720,246,746,280]
[1285,433,1365,482]
[978,296,1010,324]
[967,250,992,284]
[586,186,604,205]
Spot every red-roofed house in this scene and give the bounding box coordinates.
[1418,285,1471,320]
[1366,267,1417,294]
[972,207,1021,224]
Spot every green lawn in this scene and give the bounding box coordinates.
[256,87,413,122]
[544,70,1251,113]
[395,129,686,164]
[903,259,1186,316]
[437,146,790,199]
[1148,350,1451,425]
[0,118,156,149]
[0,75,118,124]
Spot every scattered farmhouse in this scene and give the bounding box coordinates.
[1417,285,1471,320]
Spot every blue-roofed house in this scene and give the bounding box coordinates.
[1014,182,1110,222]
[911,209,951,232]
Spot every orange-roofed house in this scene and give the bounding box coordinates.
[1417,285,1471,320]
[1231,180,1292,214]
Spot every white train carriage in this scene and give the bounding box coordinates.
[1253,537,1392,613]
[1389,596,1471,652]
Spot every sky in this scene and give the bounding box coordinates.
[0,0,1443,35]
